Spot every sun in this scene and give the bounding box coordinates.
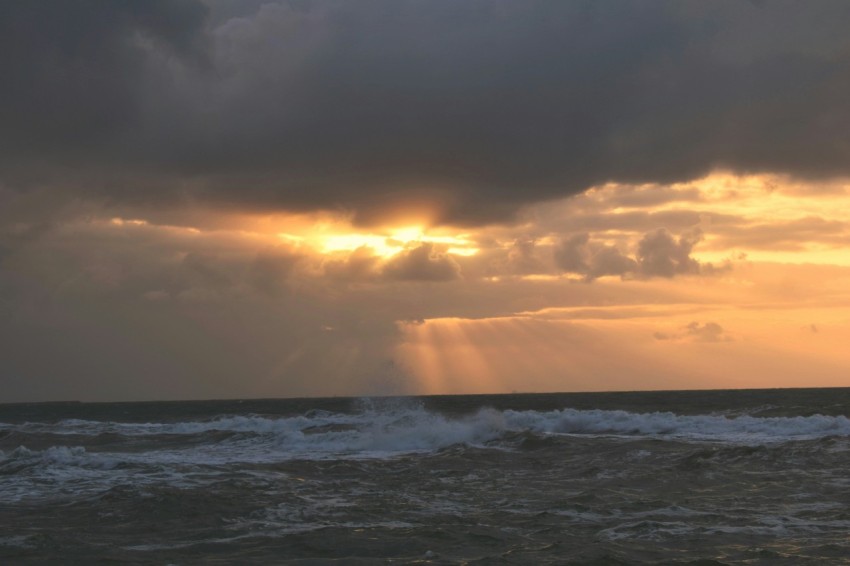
[279,223,479,258]
[322,232,402,257]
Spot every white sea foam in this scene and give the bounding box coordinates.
[3,406,846,506]
[3,405,850,472]
[3,403,850,534]
[502,408,850,442]
[5,398,850,561]
[0,446,126,503]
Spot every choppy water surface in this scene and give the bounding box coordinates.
[2,388,850,564]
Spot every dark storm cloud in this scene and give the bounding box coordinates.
[0,0,207,160]
[3,0,850,225]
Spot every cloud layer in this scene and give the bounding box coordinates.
[4,3,850,401]
[3,1,850,225]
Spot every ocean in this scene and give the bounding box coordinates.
[2,388,850,564]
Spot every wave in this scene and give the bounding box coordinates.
[0,445,119,472]
[2,402,849,505]
[503,408,850,442]
[2,403,850,466]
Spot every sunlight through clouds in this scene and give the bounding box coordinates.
[4,0,850,401]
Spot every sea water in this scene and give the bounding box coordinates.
[2,388,850,564]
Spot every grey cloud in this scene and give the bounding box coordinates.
[553,232,637,281]
[321,246,382,284]
[0,0,207,160]
[0,222,413,401]
[470,235,554,280]
[249,249,303,296]
[3,1,850,225]
[504,236,549,276]
[686,321,730,342]
[637,228,702,278]
[0,221,51,265]
[655,321,732,342]
[182,252,233,289]
[529,205,740,237]
[383,243,461,282]
[601,186,703,209]
[553,234,590,274]
[0,206,767,401]
[555,228,710,280]
[590,246,639,280]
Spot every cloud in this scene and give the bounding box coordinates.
[501,236,550,276]
[383,243,461,282]
[5,2,850,403]
[553,234,590,273]
[0,220,51,265]
[637,228,703,278]
[553,233,637,282]
[654,321,733,342]
[589,246,639,280]
[3,1,850,225]
[0,219,417,401]
[2,210,848,401]
[182,252,233,289]
[554,228,709,281]
[594,185,703,209]
[249,249,303,296]
[686,321,730,342]
[321,246,382,284]
[0,0,208,160]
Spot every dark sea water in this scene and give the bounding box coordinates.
[3,388,850,564]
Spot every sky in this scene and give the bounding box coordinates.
[2,0,850,402]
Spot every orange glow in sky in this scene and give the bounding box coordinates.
[89,171,850,395]
[279,224,479,258]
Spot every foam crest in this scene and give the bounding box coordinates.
[303,407,507,454]
[503,408,850,442]
[4,404,850,465]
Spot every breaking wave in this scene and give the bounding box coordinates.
[4,391,850,563]
[3,402,850,467]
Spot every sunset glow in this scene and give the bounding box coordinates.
[89,170,850,399]
[316,227,478,257]
[4,1,850,403]
[9,4,850,563]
